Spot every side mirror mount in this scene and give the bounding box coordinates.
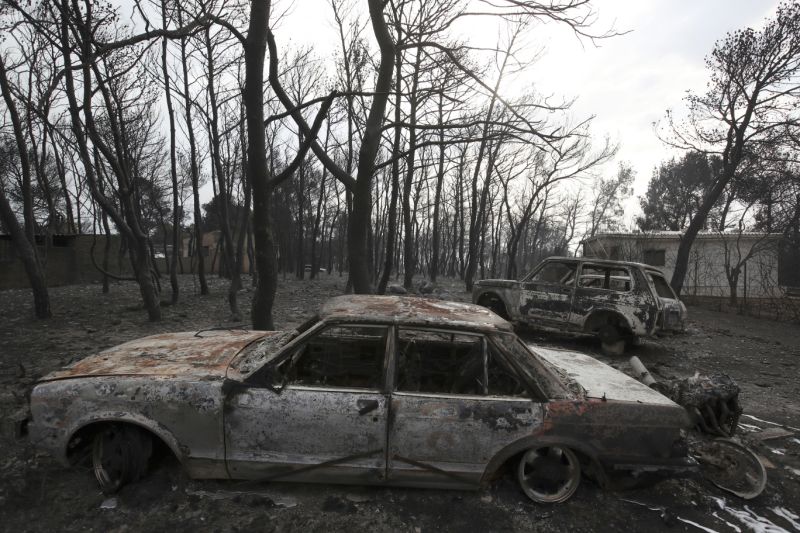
[262,365,288,394]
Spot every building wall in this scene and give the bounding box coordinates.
[0,234,133,290]
[583,233,782,299]
[1,231,254,290]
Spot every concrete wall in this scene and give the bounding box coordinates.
[0,234,134,290]
[582,233,783,299]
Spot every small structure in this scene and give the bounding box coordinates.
[0,234,132,290]
[581,231,789,300]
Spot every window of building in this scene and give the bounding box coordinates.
[643,249,666,267]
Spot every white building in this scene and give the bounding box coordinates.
[581,231,789,299]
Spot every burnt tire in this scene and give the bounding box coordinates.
[599,325,625,356]
[517,446,581,503]
[92,424,152,494]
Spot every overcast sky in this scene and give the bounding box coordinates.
[273,0,783,224]
[528,0,781,210]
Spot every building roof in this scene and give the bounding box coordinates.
[534,256,663,272]
[319,295,513,333]
[582,231,783,243]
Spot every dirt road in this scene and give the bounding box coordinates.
[1,276,798,532]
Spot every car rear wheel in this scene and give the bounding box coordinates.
[599,325,625,356]
[92,424,152,494]
[517,445,581,503]
[478,295,509,319]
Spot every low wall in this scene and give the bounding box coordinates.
[682,294,800,323]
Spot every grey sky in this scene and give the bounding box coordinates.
[273,1,783,222]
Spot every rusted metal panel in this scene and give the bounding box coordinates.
[42,330,267,381]
[320,295,513,333]
[28,375,228,477]
[388,393,542,487]
[533,345,677,405]
[224,386,387,483]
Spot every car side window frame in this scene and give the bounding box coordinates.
[391,326,534,399]
[245,322,391,393]
[522,260,578,287]
[391,327,487,396]
[576,263,634,293]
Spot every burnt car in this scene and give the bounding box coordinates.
[26,295,693,503]
[472,257,687,354]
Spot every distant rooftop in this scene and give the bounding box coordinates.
[583,231,783,242]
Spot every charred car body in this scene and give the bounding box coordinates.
[26,295,693,503]
[473,257,687,354]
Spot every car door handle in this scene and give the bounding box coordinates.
[357,399,380,415]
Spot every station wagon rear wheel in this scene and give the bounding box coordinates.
[92,425,152,494]
[599,325,626,356]
[517,446,581,503]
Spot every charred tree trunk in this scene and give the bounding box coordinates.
[402,49,421,290]
[246,0,278,330]
[204,28,240,318]
[0,54,50,318]
[177,8,208,295]
[161,0,180,304]
[429,92,446,282]
[377,45,404,294]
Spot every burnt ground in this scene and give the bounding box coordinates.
[1,274,799,532]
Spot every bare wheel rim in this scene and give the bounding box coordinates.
[93,427,129,493]
[517,446,581,503]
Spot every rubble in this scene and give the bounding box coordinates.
[630,357,742,437]
[628,356,765,500]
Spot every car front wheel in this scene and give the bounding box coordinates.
[92,424,152,493]
[517,445,581,503]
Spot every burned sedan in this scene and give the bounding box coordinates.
[26,295,693,503]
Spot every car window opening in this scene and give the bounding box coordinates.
[579,265,632,292]
[396,329,528,398]
[282,325,389,390]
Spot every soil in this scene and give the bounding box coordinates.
[1,274,799,532]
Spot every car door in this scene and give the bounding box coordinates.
[519,260,578,327]
[224,324,391,484]
[387,328,543,488]
[572,263,635,325]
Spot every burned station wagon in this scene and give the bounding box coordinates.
[473,257,687,354]
[26,295,693,503]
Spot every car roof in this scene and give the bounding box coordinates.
[319,295,513,333]
[544,256,662,271]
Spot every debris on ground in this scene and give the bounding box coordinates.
[629,356,766,500]
[630,357,742,436]
[100,497,118,510]
[691,438,767,500]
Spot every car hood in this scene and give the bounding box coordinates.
[530,346,677,406]
[474,279,518,289]
[40,330,269,382]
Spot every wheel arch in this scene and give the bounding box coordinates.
[582,308,633,336]
[480,434,604,486]
[475,291,510,319]
[65,412,184,466]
